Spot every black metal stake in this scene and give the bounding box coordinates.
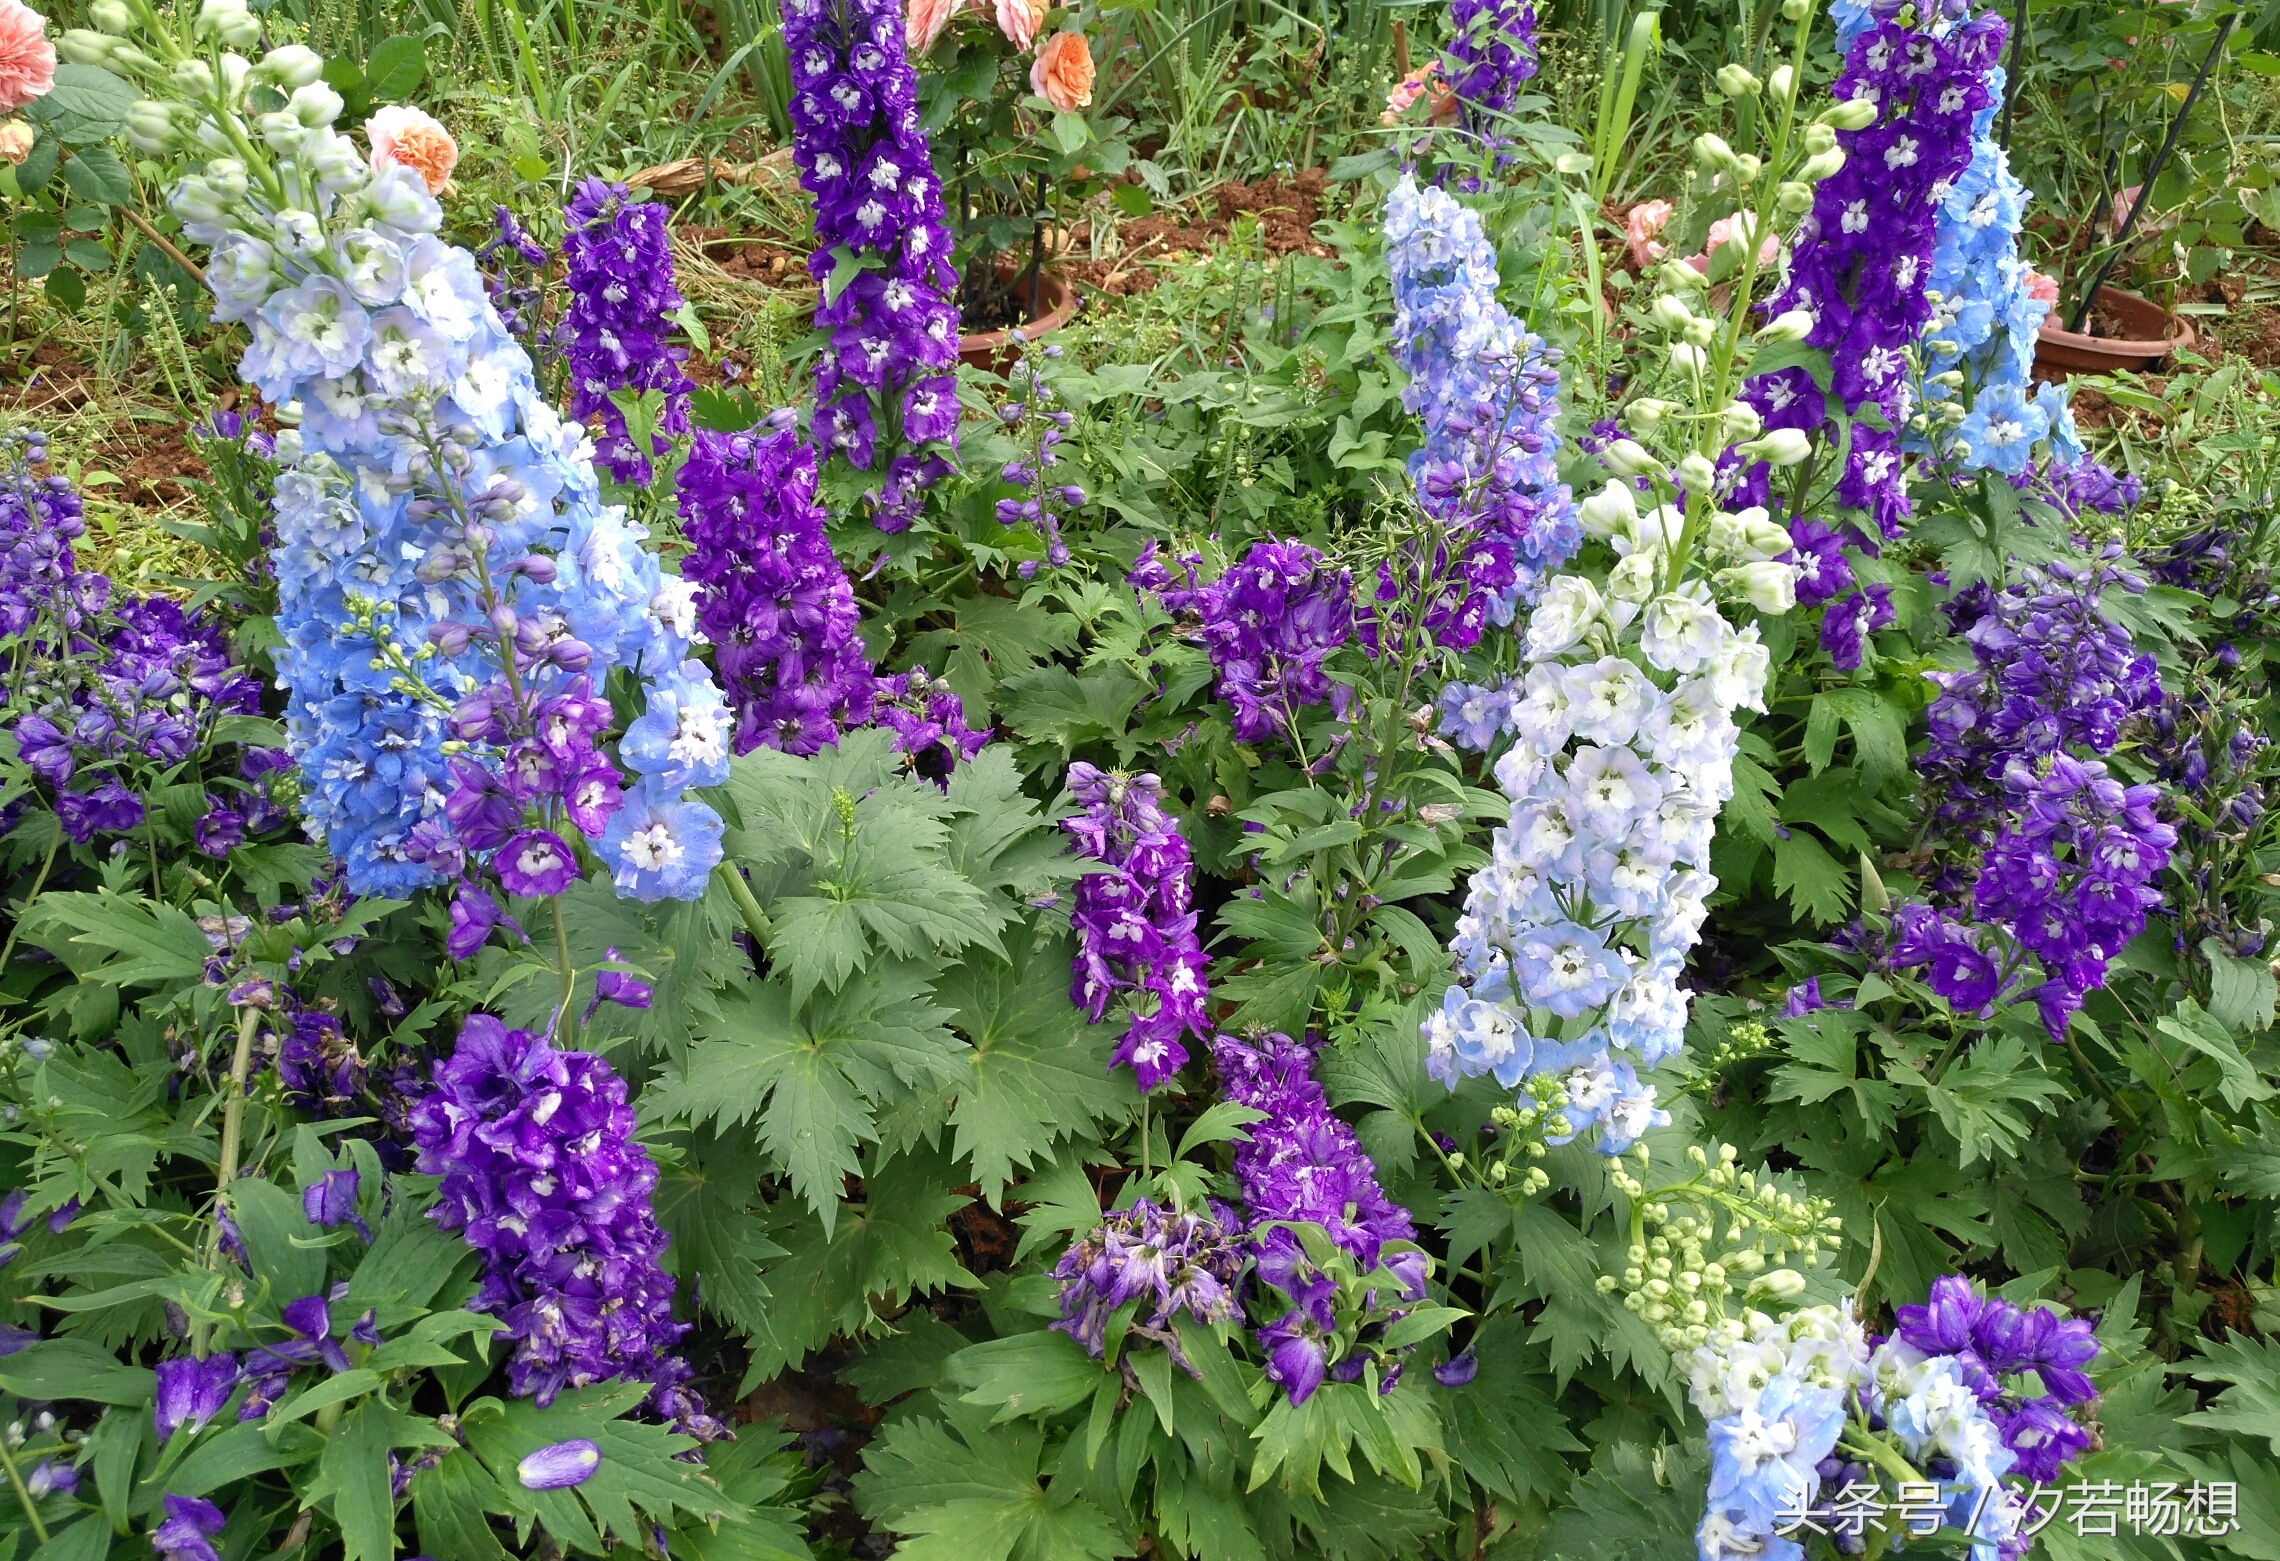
[2066,9,2239,334]
[1998,0,2027,153]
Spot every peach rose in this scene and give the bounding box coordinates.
[2022,267,2059,307]
[995,0,1046,50]
[908,0,961,55]
[1379,63,1455,126]
[1030,30,1094,112]
[367,104,459,195]
[1624,199,1673,269]
[0,0,57,116]
[0,117,30,165]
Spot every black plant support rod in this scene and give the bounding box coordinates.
[2066,7,2240,334]
[1998,0,2027,152]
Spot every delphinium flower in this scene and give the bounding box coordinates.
[1880,556,2174,1035]
[1185,540,1355,745]
[79,20,732,902]
[870,668,988,782]
[1211,1030,1425,1404]
[2011,453,2143,520]
[677,417,878,756]
[1440,0,1538,136]
[476,205,553,351]
[149,1495,227,1561]
[410,1012,724,1438]
[0,437,269,846]
[1382,176,1578,639]
[1888,1274,2100,1483]
[1423,481,1785,1152]
[783,0,962,532]
[1050,1198,1246,1367]
[1063,763,1208,1091]
[995,341,1082,574]
[1686,1302,1868,1561]
[558,178,694,485]
[1739,7,2004,540]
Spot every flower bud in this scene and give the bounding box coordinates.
[169,175,227,225]
[1731,153,1762,186]
[1738,512,1794,560]
[204,157,248,206]
[288,81,344,128]
[1756,1267,1807,1299]
[1820,96,1878,132]
[1720,402,1762,442]
[1624,397,1675,431]
[89,0,134,33]
[1715,63,1760,98]
[172,57,216,96]
[218,9,260,45]
[1579,479,1639,537]
[1798,148,1847,182]
[1649,293,1695,333]
[1767,64,1795,102]
[1658,259,1708,293]
[258,44,325,89]
[219,52,252,97]
[256,110,304,153]
[194,0,248,36]
[1775,180,1815,215]
[1693,133,1737,171]
[1609,550,1660,603]
[1720,561,1797,614]
[1673,453,1718,493]
[1802,122,1837,156]
[1668,341,1708,377]
[57,28,120,64]
[1756,308,1814,344]
[1681,316,1718,348]
[1601,438,1666,479]
[1741,428,1813,467]
[1781,0,1811,19]
[123,100,179,154]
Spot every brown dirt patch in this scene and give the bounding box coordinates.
[99,425,209,508]
[1061,170,1335,296]
[682,226,811,286]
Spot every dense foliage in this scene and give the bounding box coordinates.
[0,0,2273,1558]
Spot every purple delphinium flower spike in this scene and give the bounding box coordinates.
[1050,1199,1245,1366]
[782,0,961,531]
[558,179,693,484]
[1188,541,1356,744]
[410,1014,724,1439]
[1063,764,1209,1091]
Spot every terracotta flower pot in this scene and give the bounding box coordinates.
[2034,286,2196,377]
[958,264,1079,375]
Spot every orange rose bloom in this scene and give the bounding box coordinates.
[1030,30,1094,113]
[994,0,1045,49]
[366,104,459,195]
[907,0,960,55]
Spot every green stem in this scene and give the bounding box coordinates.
[553,898,575,1045]
[716,861,772,946]
[0,832,61,979]
[210,1003,263,1262]
[0,1435,49,1547]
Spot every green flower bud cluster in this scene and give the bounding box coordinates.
[1597,1141,1843,1353]
[1700,1016,1780,1071]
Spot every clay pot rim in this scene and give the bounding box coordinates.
[957,265,1080,357]
[2034,284,2196,357]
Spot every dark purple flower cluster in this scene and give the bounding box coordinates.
[151,1494,226,1561]
[679,419,878,756]
[154,1289,383,1447]
[559,178,695,485]
[1211,1031,1424,1404]
[1818,581,1895,671]
[1442,0,1538,132]
[872,669,988,782]
[1742,13,2005,538]
[1145,540,1355,743]
[996,347,1082,574]
[410,1013,724,1438]
[1975,754,2174,1036]
[1051,1198,1246,1366]
[1925,557,2162,832]
[1,436,267,846]
[2012,456,2143,520]
[478,205,553,345]
[1894,1274,2099,1482]
[784,0,961,532]
[1065,763,1208,1092]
